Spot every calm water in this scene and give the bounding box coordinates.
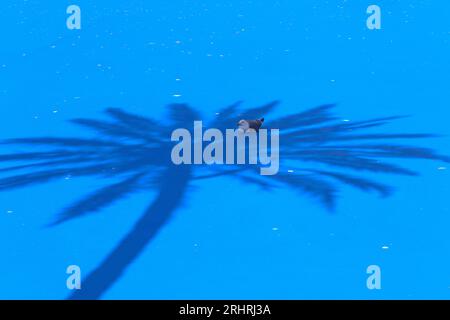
[0,1,449,299]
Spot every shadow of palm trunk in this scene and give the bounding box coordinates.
[68,165,192,300]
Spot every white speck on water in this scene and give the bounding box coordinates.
[193,243,199,247]
[175,78,181,81]
[382,245,389,250]
[52,110,58,114]
[6,210,14,214]
[175,40,181,44]
[342,119,350,122]
[272,227,279,231]
[330,79,336,83]
[172,93,182,97]
[287,169,294,173]
[215,112,220,115]
[438,166,447,170]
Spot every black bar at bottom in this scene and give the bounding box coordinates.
[1,299,448,318]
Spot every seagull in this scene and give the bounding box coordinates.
[237,117,264,132]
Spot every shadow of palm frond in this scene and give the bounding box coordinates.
[0,102,447,299]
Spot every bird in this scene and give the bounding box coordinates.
[237,117,265,132]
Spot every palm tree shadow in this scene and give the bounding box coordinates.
[0,102,447,299]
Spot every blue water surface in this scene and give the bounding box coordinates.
[0,0,449,299]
